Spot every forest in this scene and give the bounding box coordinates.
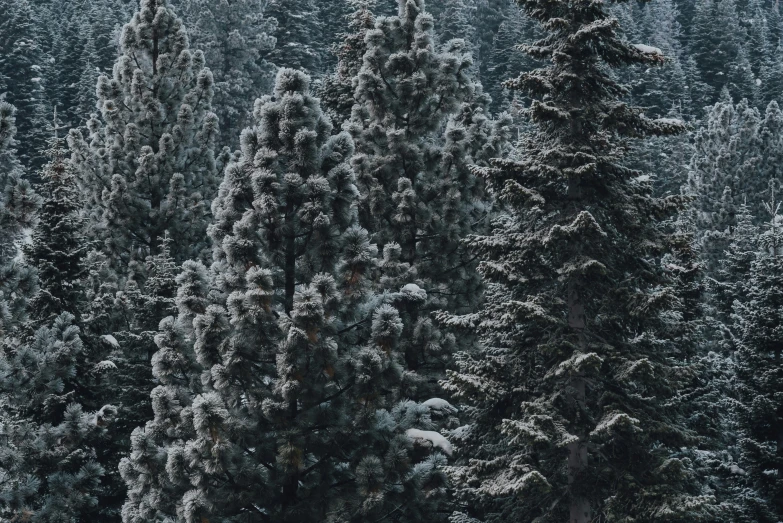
[0,0,781,521]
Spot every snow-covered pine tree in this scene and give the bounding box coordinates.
[0,101,40,337]
[266,0,321,72]
[320,0,377,124]
[732,181,783,522]
[176,0,277,150]
[688,99,763,271]
[441,1,719,521]
[347,0,511,396]
[690,0,744,102]
[0,312,117,522]
[67,0,219,268]
[0,0,50,171]
[23,113,90,328]
[120,68,450,523]
[0,313,115,523]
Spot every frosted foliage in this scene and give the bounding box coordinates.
[121,68,449,523]
[68,0,219,266]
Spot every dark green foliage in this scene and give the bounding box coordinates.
[23,120,90,327]
[441,0,718,521]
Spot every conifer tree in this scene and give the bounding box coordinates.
[732,181,783,522]
[0,101,40,336]
[266,0,321,72]
[67,0,219,267]
[177,0,277,149]
[23,114,90,328]
[690,0,744,101]
[320,1,377,123]
[442,1,718,521]
[0,312,117,522]
[120,68,449,523]
[0,0,50,170]
[347,0,511,395]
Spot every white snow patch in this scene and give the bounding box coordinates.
[400,283,427,300]
[101,334,120,348]
[406,428,453,456]
[422,398,456,412]
[94,360,117,372]
[756,78,762,86]
[729,464,746,475]
[634,43,663,55]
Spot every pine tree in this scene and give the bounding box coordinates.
[23,113,90,328]
[177,0,277,150]
[0,0,50,170]
[67,0,220,268]
[0,101,40,337]
[731,181,783,522]
[320,1,377,124]
[266,0,321,72]
[688,99,764,271]
[120,68,449,523]
[0,312,117,522]
[442,1,719,521]
[347,0,511,396]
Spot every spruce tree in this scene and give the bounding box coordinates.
[442,1,718,521]
[120,68,449,523]
[67,0,219,267]
[732,182,783,522]
[23,114,90,328]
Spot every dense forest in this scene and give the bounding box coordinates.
[1,0,782,521]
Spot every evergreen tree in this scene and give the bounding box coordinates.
[120,68,449,523]
[177,0,277,149]
[0,101,40,337]
[266,0,321,72]
[67,0,220,268]
[23,113,90,328]
[0,312,117,522]
[442,1,718,521]
[0,0,50,170]
[320,1,377,123]
[688,99,764,270]
[731,181,783,522]
[690,0,744,101]
[348,0,511,395]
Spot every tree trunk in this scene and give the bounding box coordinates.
[284,202,296,315]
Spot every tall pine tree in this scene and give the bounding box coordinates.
[67,0,219,268]
[120,68,450,523]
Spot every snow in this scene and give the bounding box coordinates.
[422,398,455,411]
[656,118,684,126]
[94,360,118,372]
[400,283,427,300]
[729,464,746,475]
[756,78,762,86]
[406,428,453,456]
[101,334,120,348]
[634,43,663,55]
